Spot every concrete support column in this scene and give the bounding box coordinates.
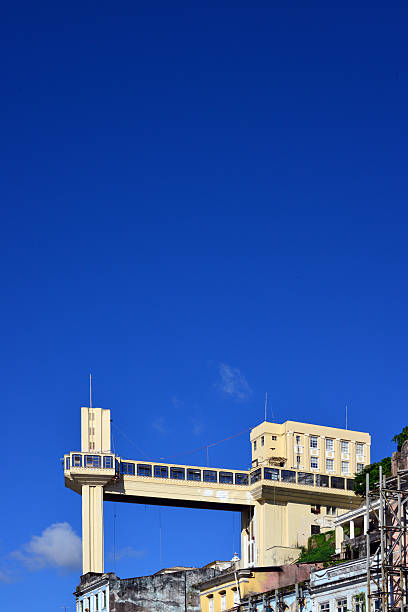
[349,519,355,540]
[335,524,344,554]
[82,484,104,574]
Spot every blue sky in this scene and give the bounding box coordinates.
[1,1,408,609]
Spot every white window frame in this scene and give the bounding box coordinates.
[337,598,348,612]
[310,435,318,448]
[341,440,349,454]
[341,461,349,475]
[311,457,318,470]
[220,591,227,612]
[326,458,334,472]
[208,595,214,612]
[320,603,330,612]
[356,442,364,456]
[326,438,334,451]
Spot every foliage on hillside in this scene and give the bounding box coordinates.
[392,426,408,452]
[353,456,391,496]
[297,530,336,564]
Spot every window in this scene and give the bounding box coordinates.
[254,440,257,451]
[326,438,334,451]
[65,457,70,470]
[85,455,101,468]
[80,600,84,612]
[331,476,345,489]
[311,525,321,535]
[235,473,249,485]
[310,436,318,448]
[272,435,277,440]
[95,593,99,611]
[326,458,334,472]
[341,441,349,454]
[357,463,364,474]
[316,474,329,487]
[298,472,314,485]
[311,504,321,514]
[281,470,296,482]
[102,591,107,609]
[356,442,364,456]
[337,599,347,612]
[347,478,355,490]
[261,436,264,446]
[103,456,113,469]
[72,454,82,467]
[341,461,349,474]
[320,604,330,612]
[208,595,214,612]
[203,470,217,483]
[233,588,240,605]
[250,468,262,484]
[264,467,279,481]
[170,467,185,480]
[353,594,365,612]
[137,464,152,477]
[296,455,301,466]
[187,468,201,481]
[326,506,336,515]
[296,435,301,444]
[310,457,319,470]
[219,471,233,484]
[154,465,168,478]
[120,461,135,475]
[220,591,226,612]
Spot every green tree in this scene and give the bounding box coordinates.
[392,426,408,452]
[353,456,392,496]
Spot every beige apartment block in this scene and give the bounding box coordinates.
[64,407,371,575]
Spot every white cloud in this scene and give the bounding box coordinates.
[109,546,145,561]
[218,363,252,401]
[0,568,14,583]
[152,416,167,434]
[12,522,81,572]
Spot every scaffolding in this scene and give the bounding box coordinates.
[366,467,408,611]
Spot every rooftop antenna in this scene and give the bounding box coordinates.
[89,373,92,409]
[264,392,268,422]
[345,404,348,430]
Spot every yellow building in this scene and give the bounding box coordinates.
[63,407,370,575]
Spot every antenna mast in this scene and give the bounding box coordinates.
[264,392,268,422]
[90,373,92,409]
[345,404,348,430]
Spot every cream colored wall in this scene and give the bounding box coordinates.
[81,407,111,453]
[250,420,370,477]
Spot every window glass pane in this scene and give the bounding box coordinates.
[250,468,262,484]
[341,461,349,474]
[326,459,334,471]
[281,470,296,483]
[137,464,152,477]
[73,454,82,467]
[187,469,201,481]
[103,456,113,469]
[85,455,101,468]
[170,467,185,480]
[264,467,279,481]
[347,478,355,490]
[331,476,345,489]
[310,436,318,448]
[298,472,314,485]
[154,466,168,478]
[120,461,135,475]
[326,439,334,451]
[65,457,70,470]
[341,441,349,453]
[316,474,330,488]
[310,457,319,469]
[235,473,249,485]
[203,470,217,482]
[219,472,233,484]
